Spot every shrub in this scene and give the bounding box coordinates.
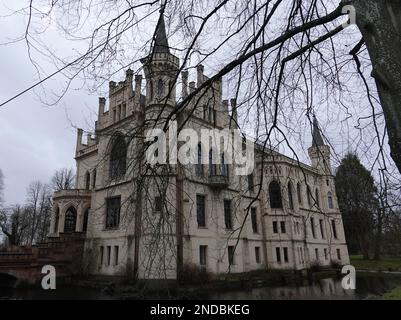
[180,263,212,284]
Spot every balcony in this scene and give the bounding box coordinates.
[208,174,229,189]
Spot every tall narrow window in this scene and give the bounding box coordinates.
[315,188,320,208]
[224,199,232,229]
[209,106,213,123]
[106,196,121,229]
[269,181,282,208]
[64,207,77,232]
[248,173,254,192]
[273,221,278,233]
[221,153,229,177]
[100,246,104,266]
[110,135,127,179]
[83,208,89,232]
[276,247,281,263]
[307,185,312,207]
[107,246,111,266]
[251,207,258,233]
[336,248,341,260]
[311,217,316,238]
[92,169,97,189]
[297,183,302,205]
[315,248,319,260]
[114,246,119,265]
[328,192,334,209]
[228,246,235,265]
[319,219,325,239]
[85,171,90,190]
[196,195,206,228]
[324,248,328,260]
[209,149,217,176]
[122,103,126,118]
[255,247,261,264]
[157,79,164,97]
[196,143,203,176]
[288,181,294,209]
[280,221,286,233]
[331,220,338,239]
[155,195,163,212]
[200,245,207,268]
[283,247,289,263]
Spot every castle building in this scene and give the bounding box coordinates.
[49,12,349,279]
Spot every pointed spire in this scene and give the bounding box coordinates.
[312,115,325,147]
[153,10,170,54]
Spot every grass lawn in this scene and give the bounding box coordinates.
[350,255,401,272]
[383,286,401,300]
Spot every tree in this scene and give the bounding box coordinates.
[51,168,75,192]
[335,153,378,259]
[0,205,30,246]
[25,181,52,244]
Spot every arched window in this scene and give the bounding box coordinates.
[221,153,229,177]
[110,135,127,179]
[328,192,334,209]
[269,181,282,209]
[64,207,77,232]
[287,181,294,210]
[297,183,302,205]
[209,149,216,176]
[83,208,90,232]
[157,78,164,97]
[196,143,203,176]
[307,185,312,207]
[54,207,59,233]
[92,169,97,189]
[85,171,90,190]
[315,188,320,208]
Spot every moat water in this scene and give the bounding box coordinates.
[0,273,399,300]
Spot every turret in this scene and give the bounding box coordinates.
[140,9,179,107]
[308,116,331,174]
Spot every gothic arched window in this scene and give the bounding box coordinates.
[269,181,282,209]
[221,153,229,177]
[288,181,294,210]
[157,79,164,97]
[297,182,302,205]
[328,192,334,209]
[209,149,216,176]
[196,143,203,176]
[307,185,312,207]
[64,207,77,232]
[85,171,90,190]
[92,169,97,189]
[315,188,320,208]
[110,135,127,179]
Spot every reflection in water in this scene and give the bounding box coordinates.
[210,278,356,300]
[0,274,398,300]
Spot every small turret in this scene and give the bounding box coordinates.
[308,116,331,174]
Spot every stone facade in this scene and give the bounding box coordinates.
[49,14,349,280]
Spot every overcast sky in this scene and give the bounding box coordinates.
[0,1,396,206]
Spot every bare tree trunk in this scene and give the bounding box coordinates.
[353,0,401,174]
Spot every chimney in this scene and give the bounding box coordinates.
[76,128,83,151]
[135,75,142,103]
[98,97,106,116]
[197,64,204,87]
[182,70,188,98]
[189,81,196,94]
[126,68,134,97]
[230,98,238,125]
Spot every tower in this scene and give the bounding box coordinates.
[308,116,331,175]
[140,10,179,108]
